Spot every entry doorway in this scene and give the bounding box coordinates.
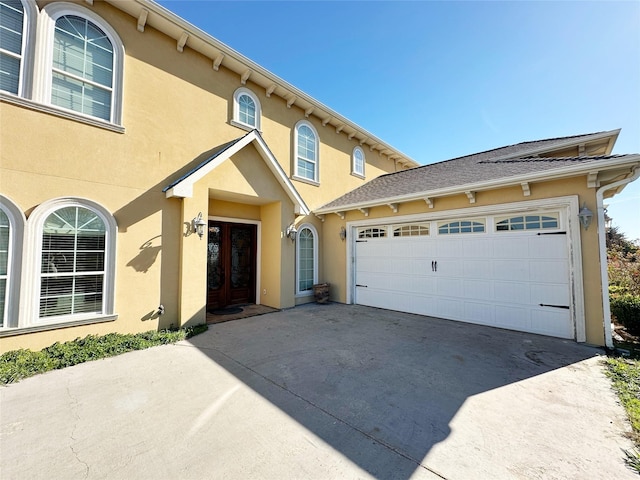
[207,221,257,311]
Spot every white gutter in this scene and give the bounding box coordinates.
[596,167,640,348]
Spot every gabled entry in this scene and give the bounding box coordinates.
[207,221,257,311]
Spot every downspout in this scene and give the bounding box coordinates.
[596,167,640,348]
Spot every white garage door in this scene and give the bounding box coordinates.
[354,212,574,339]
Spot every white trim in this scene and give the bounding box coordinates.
[346,196,586,342]
[33,2,125,125]
[209,216,261,306]
[232,87,261,131]
[165,130,310,215]
[295,223,318,296]
[596,169,640,348]
[0,195,26,329]
[294,120,319,183]
[22,197,117,328]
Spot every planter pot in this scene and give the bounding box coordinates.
[313,283,330,304]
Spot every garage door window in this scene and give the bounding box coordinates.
[438,219,485,235]
[358,227,387,239]
[496,213,559,231]
[393,224,429,237]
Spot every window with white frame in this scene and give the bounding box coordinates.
[0,195,24,329]
[27,198,116,324]
[438,219,485,235]
[233,87,261,130]
[296,224,318,294]
[352,146,365,177]
[37,3,124,124]
[357,227,387,239]
[294,121,319,182]
[495,213,559,231]
[0,208,10,326]
[0,0,35,96]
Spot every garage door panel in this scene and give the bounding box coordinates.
[463,260,492,279]
[529,236,567,259]
[531,308,572,338]
[493,238,529,258]
[354,214,573,340]
[495,305,530,330]
[438,278,463,297]
[530,283,570,305]
[463,279,493,300]
[463,239,492,258]
[530,260,569,283]
[492,260,530,281]
[493,280,530,305]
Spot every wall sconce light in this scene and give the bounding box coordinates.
[578,203,593,230]
[339,226,347,241]
[285,223,297,241]
[192,212,207,239]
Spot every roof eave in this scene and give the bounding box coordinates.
[314,154,640,214]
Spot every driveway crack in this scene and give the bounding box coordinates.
[66,385,90,478]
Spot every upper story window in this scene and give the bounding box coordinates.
[294,120,319,183]
[232,87,261,130]
[0,0,35,97]
[36,3,124,125]
[352,146,365,177]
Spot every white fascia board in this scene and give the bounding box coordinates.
[315,154,640,214]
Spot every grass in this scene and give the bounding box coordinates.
[605,355,640,473]
[0,325,208,385]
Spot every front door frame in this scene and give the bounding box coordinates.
[209,215,261,307]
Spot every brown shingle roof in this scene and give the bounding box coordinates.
[318,131,634,211]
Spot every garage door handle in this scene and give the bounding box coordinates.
[356,284,368,288]
[432,261,438,272]
[539,303,570,309]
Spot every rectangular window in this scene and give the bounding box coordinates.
[0,0,25,94]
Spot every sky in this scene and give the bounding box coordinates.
[158,0,640,240]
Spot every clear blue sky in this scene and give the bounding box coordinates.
[158,0,640,240]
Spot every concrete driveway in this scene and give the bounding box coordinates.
[1,304,636,479]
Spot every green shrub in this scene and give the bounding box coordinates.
[0,326,207,385]
[611,294,640,335]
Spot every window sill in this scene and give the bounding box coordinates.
[0,93,125,134]
[0,314,118,338]
[292,175,320,187]
[351,171,365,180]
[230,119,260,133]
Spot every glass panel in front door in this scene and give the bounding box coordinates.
[207,224,222,290]
[231,227,251,289]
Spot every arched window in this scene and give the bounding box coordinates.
[296,224,318,295]
[36,3,124,124]
[352,146,365,177]
[232,87,261,130]
[0,0,36,97]
[0,195,25,329]
[294,121,319,183]
[26,198,117,324]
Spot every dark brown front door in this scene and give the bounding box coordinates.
[207,221,257,311]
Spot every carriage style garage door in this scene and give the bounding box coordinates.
[354,211,574,339]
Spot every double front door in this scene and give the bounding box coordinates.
[207,221,257,311]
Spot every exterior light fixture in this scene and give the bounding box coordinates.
[192,212,207,239]
[339,226,347,241]
[578,203,593,230]
[285,223,297,241]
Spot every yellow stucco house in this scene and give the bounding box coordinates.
[1,0,639,353]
